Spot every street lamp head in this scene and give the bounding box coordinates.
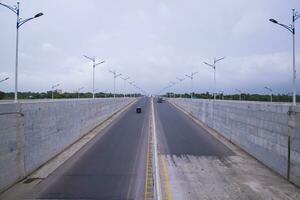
[269,18,278,24]
[34,13,43,18]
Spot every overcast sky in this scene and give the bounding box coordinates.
[1,0,300,95]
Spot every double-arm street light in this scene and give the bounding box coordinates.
[0,2,43,103]
[133,84,146,97]
[120,76,130,98]
[157,85,169,97]
[176,77,185,98]
[0,77,9,83]
[204,57,225,100]
[109,70,122,98]
[83,55,105,99]
[128,81,135,97]
[76,87,84,99]
[185,72,198,99]
[51,84,60,100]
[269,9,300,106]
[235,89,242,101]
[128,81,145,97]
[264,86,273,102]
[169,81,177,98]
[219,91,224,100]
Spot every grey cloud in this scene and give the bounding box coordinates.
[0,0,300,95]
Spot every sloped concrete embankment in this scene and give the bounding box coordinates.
[168,98,300,187]
[0,98,135,192]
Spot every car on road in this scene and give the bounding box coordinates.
[157,97,164,103]
[136,107,142,113]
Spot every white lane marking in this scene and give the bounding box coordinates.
[152,98,161,200]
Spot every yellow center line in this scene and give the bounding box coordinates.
[144,125,151,199]
[160,156,172,200]
[144,105,154,200]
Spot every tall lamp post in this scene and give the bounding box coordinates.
[219,91,224,100]
[109,70,122,98]
[264,86,273,102]
[77,87,84,99]
[269,10,300,106]
[169,81,177,98]
[185,72,198,99]
[83,55,105,99]
[51,84,60,100]
[128,81,135,97]
[0,2,43,103]
[204,57,225,100]
[235,89,242,101]
[120,76,129,98]
[0,77,9,83]
[176,77,185,98]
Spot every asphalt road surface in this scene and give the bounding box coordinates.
[154,100,234,156]
[28,97,150,200]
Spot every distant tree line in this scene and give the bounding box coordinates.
[0,91,142,100]
[164,92,299,103]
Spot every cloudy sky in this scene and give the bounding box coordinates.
[1,0,300,95]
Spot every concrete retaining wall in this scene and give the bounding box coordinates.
[168,98,300,186]
[0,98,134,192]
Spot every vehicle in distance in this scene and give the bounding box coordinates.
[157,97,164,103]
[136,107,142,113]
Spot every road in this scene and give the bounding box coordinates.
[2,97,300,200]
[27,97,150,199]
[154,100,300,200]
[154,99,234,156]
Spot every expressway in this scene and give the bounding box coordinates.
[27,98,150,199]
[2,97,300,200]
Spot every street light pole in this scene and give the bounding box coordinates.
[0,2,43,103]
[219,91,224,100]
[83,55,105,99]
[169,81,177,98]
[270,9,300,106]
[176,77,185,98]
[264,86,273,102]
[235,89,242,101]
[51,84,60,100]
[120,76,129,98]
[129,81,135,97]
[109,70,122,98]
[0,77,9,83]
[204,57,225,101]
[77,87,84,99]
[185,72,198,99]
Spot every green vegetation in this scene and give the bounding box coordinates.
[164,92,299,103]
[0,91,142,100]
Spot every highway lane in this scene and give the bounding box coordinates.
[154,99,234,156]
[27,97,150,200]
[154,99,235,199]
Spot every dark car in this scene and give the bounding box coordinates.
[157,97,163,103]
[136,107,142,113]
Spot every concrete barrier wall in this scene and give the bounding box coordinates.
[168,98,300,186]
[0,98,134,192]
